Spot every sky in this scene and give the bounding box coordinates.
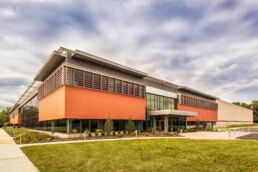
[0,0,258,109]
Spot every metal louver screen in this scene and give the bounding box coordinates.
[74,69,83,87]
[39,66,146,100]
[122,81,128,95]
[108,78,115,92]
[38,67,64,100]
[84,71,93,88]
[115,80,122,93]
[181,95,217,111]
[93,74,101,89]
[102,76,108,91]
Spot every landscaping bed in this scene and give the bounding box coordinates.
[5,128,54,144]
[5,128,180,144]
[22,139,258,172]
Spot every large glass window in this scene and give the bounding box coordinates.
[20,95,39,128]
[146,93,176,111]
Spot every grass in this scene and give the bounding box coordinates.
[5,128,53,144]
[227,124,257,128]
[217,124,257,129]
[22,139,258,172]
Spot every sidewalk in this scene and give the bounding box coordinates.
[19,131,254,148]
[0,129,38,172]
[19,136,183,147]
[180,131,252,140]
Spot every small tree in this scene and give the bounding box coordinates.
[126,118,136,134]
[104,117,114,133]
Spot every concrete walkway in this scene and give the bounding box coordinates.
[19,131,254,148]
[19,136,183,147]
[180,131,253,140]
[0,129,38,172]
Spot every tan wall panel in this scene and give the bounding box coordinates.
[217,100,253,123]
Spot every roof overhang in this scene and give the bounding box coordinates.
[72,50,148,78]
[145,76,179,89]
[146,86,177,99]
[148,109,197,117]
[34,52,65,81]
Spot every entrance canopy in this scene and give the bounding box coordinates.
[148,109,197,117]
[148,109,197,132]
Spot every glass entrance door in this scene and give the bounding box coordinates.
[156,116,164,132]
[169,116,186,131]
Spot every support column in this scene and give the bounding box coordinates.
[88,120,91,131]
[153,117,157,132]
[80,120,82,133]
[51,121,55,132]
[66,119,70,134]
[164,116,169,132]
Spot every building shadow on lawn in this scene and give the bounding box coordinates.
[238,134,258,141]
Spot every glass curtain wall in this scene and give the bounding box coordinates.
[20,95,39,128]
[146,93,176,120]
[146,93,176,111]
[145,93,177,131]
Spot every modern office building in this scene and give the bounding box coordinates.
[9,47,253,133]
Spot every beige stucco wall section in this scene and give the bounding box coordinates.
[216,100,253,127]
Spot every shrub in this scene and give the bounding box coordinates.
[104,118,114,133]
[126,119,136,134]
[4,122,10,128]
[84,129,90,134]
[71,129,78,134]
[96,129,103,136]
[5,128,53,144]
[206,126,214,131]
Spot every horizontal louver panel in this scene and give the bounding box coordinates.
[38,67,64,100]
[39,66,145,99]
[181,95,217,111]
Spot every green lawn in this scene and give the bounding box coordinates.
[5,128,53,144]
[22,139,258,172]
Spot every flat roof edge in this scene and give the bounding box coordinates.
[178,86,218,100]
[73,50,148,77]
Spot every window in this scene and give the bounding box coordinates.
[150,94,155,110]
[134,84,139,96]
[146,94,151,110]
[146,93,175,111]
[139,85,144,97]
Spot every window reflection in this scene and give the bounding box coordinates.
[20,95,39,128]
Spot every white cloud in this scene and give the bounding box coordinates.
[0,0,258,109]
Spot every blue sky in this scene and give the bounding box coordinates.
[0,0,258,109]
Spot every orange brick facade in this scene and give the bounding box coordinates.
[39,86,146,121]
[9,109,20,125]
[177,104,217,122]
